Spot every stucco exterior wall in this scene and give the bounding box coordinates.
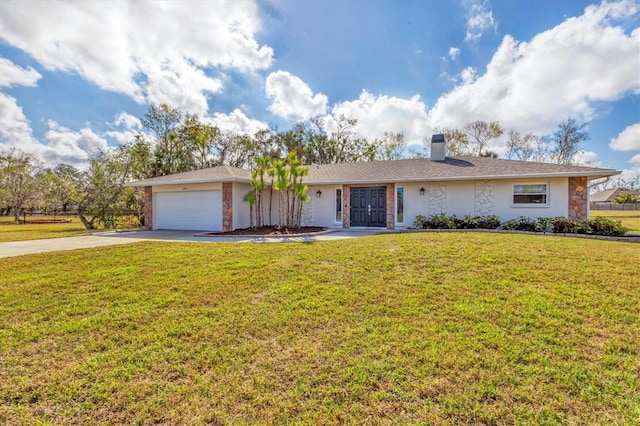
[306,185,344,228]
[399,177,570,227]
[232,183,251,230]
[493,177,568,220]
[148,177,575,231]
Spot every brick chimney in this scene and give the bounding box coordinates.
[431,134,446,162]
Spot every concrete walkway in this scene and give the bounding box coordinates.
[0,229,396,259]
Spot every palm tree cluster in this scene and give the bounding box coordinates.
[244,152,310,229]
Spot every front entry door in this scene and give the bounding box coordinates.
[350,187,386,227]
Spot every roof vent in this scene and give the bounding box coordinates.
[431,134,446,162]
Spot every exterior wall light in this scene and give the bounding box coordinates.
[316,190,322,198]
[419,187,425,196]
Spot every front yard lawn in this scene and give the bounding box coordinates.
[0,233,638,424]
[0,217,89,242]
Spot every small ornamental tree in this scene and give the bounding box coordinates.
[612,193,639,204]
[260,152,309,229]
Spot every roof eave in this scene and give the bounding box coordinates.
[125,177,251,187]
[305,170,620,185]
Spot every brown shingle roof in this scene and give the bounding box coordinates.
[304,156,619,184]
[590,188,640,202]
[127,156,619,187]
[127,165,251,187]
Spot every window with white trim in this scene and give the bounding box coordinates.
[396,187,404,223]
[335,188,342,222]
[513,183,548,205]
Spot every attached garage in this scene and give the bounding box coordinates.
[154,190,222,231]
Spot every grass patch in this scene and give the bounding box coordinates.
[0,217,90,242]
[1,233,638,424]
[591,210,640,232]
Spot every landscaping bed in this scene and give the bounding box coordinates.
[205,225,327,236]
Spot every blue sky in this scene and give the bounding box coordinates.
[0,0,638,182]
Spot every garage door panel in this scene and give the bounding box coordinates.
[155,191,222,231]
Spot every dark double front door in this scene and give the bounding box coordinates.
[350,187,386,227]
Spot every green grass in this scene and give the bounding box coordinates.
[0,217,90,242]
[591,210,640,232]
[1,233,638,424]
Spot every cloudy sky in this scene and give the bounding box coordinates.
[0,0,638,181]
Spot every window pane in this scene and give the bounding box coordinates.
[514,194,547,204]
[336,189,342,221]
[396,187,404,223]
[513,184,547,204]
[514,184,546,194]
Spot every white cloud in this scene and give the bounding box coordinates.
[206,108,269,135]
[428,1,640,141]
[0,57,41,87]
[0,0,272,113]
[327,91,431,145]
[463,0,497,42]
[265,70,328,121]
[140,57,223,115]
[616,153,640,185]
[113,112,142,130]
[0,92,39,147]
[573,150,601,166]
[460,67,477,85]
[104,112,144,145]
[609,123,640,151]
[0,94,107,168]
[448,47,460,60]
[43,121,109,166]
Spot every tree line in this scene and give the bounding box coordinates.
[2,103,624,229]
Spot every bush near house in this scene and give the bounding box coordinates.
[414,214,501,230]
[414,214,629,237]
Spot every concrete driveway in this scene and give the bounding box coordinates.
[0,229,396,259]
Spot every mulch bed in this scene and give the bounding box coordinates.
[205,226,326,236]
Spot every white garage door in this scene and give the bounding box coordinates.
[154,191,222,231]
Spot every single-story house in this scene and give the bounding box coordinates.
[590,188,640,203]
[127,137,620,231]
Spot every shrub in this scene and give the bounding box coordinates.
[552,218,589,234]
[501,219,518,231]
[587,217,628,237]
[461,215,482,229]
[459,215,501,229]
[535,217,560,233]
[425,213,460,229]
[481,215,501,229]
[413,215,427,229]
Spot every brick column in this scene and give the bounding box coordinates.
[143,186,152,230]
[222,182,233,232]
[342,184,350,228]
[568,176,588,220]
[386,183,395,229]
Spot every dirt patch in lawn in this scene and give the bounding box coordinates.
[203,226,327,237]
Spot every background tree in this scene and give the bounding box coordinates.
[39,164,82,213]
[434,127,470,155]
[141,103,193,176]
[506,130,548,162]
[375,131,406,160]
[612,193,639,204]
[76,144,146,230]
[0,148,43,221]
[545,118,589,165]
[463,120,503,156]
